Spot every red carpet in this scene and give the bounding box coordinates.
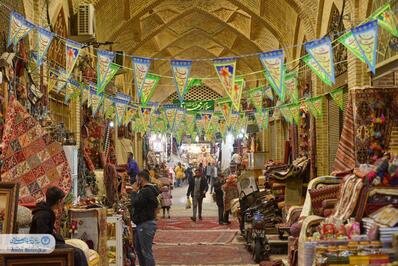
[157,217,239,230]
[153,245,254,265]
[154,230,237,245]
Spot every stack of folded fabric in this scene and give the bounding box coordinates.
[379,227,398,242]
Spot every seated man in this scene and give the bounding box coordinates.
[30,186,88,266]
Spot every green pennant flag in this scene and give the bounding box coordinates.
[218,118,228,142]
[103,96,115,120]
[229,112,240,131]
[284,71,299,103]
[279,105,293,124]
[64,81,77,104]
[370,3,398,37]
[217,98,232,127]
[141,73,160,106]
[330,87,345,110]
[248,87,263,112]
[98,63,120,95]
[264,87,274,101]
[254,110,266,130]
[303,54,334,86]
[207,114,219,134]
[187,78,202,91]
[338,32,366,63]
[230,78,245,111]
[176,127,184,144]
[289,103,301,125]
[185,113,196,132]
[123,107,137,126]
[305,95,324,118]
[174,109,186,130]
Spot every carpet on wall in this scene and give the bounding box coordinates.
[1,96,71,204]
[156,217,239,230]
[153,245,253,265]
[154,230,237,245]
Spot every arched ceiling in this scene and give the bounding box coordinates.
[93,0,319,101]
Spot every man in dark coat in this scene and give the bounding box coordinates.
[213,175,226,225]
[30,186,88,266]
[187,169,208,222]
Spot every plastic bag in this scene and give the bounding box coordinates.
[185,197,191,209]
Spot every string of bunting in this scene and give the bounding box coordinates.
[4,2,398,142]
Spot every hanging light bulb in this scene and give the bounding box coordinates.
[109,121,115,128]
[195,136,199,142]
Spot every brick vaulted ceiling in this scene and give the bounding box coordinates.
[91,0,319,101]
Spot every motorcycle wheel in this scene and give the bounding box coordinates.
[253,238,264,263]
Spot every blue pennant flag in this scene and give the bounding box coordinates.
[34,27,55,66]
[97,50,115,91]
[171,59,192,103]
[8,11,35,48]
[352,20,379,74]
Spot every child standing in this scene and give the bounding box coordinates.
[160,185,172,218]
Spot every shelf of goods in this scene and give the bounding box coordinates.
[107,215,123,266]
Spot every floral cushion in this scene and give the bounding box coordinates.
[309,185,340,216]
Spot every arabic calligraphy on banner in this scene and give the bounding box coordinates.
[173,100,214,112]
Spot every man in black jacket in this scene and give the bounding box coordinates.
[131,171,159,266]
[187,169,208,222]
[213,175,226,225]
[30,186,88,266]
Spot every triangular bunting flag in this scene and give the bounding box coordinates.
[263,109,269,129]
[8,11,35,47]
[214,58,237,104]
[65,39,82,75]
[174,109,186,130]
[330,87,345,110]
[98,63,120,94]
[65,79,80,104]
[90,86,103,117]
[259,50,285,101]
[304,36,335,85]
[123,106,138,126]
[254,110,266,130]
[141,73,160,106]
[82,84,90,105]
[97,50,115,92]
[289,103,301,125]
[218,118,228,142]
[163,104,178,130]
[200,112,213,133]
[217,98,232,127]
[56,69,69,93]
[305,95,324,118]
[338,32,366,63]
[187,78,202,91]
[264,86,274,101]
[34,28,54,66]
[140,106,153,133]
[352,20,379,74]
[302,54,334,86]
[284,71,299,103]
[48,69,58,93]
[229,112,240,131]
[103,96,115,120]
[132,57,152,98]
[230,78,244,111]
[370,3,398,37]
[248,87,264,112]
[171,60,192,103]
[279,105,293,124]
[114,92,131,126]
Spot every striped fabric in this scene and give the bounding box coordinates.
[332,93,355,175]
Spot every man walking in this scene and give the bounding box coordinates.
[187,169,208,222]
[131,171,159,266]
[127,152,140,184]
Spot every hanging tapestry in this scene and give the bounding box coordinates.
[284,71,299,103]
[214,58,236,104]
[132,57,151,98]
[1,97,71,204]
[8,11,35,47]
[171,59,192,103]
[259,49,285,101]
[370,3,398,37]
[140,73,160,106]
[34,27,55,66]
[304,36,335,86]
[352,20,379,74]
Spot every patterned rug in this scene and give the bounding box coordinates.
[156,217,239,230]
[1,97,71,204]
[154,230,237,245]
[153,245,254,265]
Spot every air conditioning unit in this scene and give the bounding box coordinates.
[77,4,95,36]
